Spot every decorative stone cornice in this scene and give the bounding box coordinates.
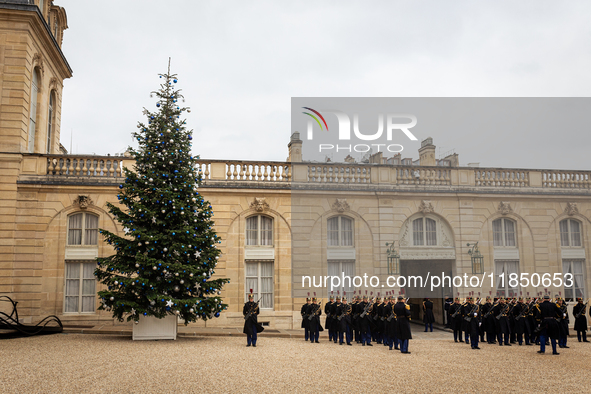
[565,202,578,216]
[498,201,512,215]
[32,53,44,77]
[418,200,434,214]
[250,197,269,212]
[73,195,93,209]
[332,198,350,213]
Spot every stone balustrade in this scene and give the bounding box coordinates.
[15,154,591,192]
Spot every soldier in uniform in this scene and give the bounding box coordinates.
[337,296,353,345]
[359,295,373,346]
[557,298,569,349]
[301,297,311,341]
[465,297,481,349]
[394,296,412,354]
[535,295,562,355]
[423,298,435,332]
[461,298,473,344]
[449,298,464,342]
[330,296,341,343]
[513,297,531,346]
[444,296,453,328]
[309,297,322,343]
[352,296,361,343]
[243,293,263,347]
[325,295,334,342]
[573,297,589,342]
[373,297,383,344]
[492,297,511,346]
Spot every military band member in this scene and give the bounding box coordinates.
[243,293,263,347]
[513,297,531,346]
[394,296,412,354]
[461,299,473,344]
[309,297,322,343]
[359,295,373,346]
[331,296,341,343]
[535,295,562,355]
[423,298,435,332]
[325,295,335,342]
[557,298,569,349]
[337,296,353,345]
[301,297,311,341]
[492,297,511,346]
[352,296,361,343]
[450,298,464,342]
[373,297,383,344]
[444,296,453,328]
[573,298,589,342]
[383,297,395,350]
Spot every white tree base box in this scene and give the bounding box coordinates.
[133,315,177,341]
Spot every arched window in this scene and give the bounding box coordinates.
[492,218,516,247]
[67,213,98,246]
[47,91,54,153]
[413,217,437,246]
[246,215,273,246]
[560,219,582,247]
[28,69,40,153]
[327,216,353,247]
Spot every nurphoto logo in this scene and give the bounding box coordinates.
[302,107,418,154]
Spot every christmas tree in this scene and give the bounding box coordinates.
[95,65,228,324]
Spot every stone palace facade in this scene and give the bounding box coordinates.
[1,0,589,329]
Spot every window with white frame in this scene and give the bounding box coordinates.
[245,260,274,309]
[28,69,40,153]
[47,91,54,154]
[68,213,99,246]
[246,215,273,246]
[563,260,585,300]
[412,217,437,246]
[327,216,353,247]
[492,218,516,247]
[560,219,582,247]
[328,260,355,295]
[495,260,520,297]
[64,261,95,313]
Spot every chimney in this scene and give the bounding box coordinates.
[288,132,303,162]
[418,137,436,166]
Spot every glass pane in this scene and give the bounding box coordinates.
[342,261,355,294]
[81,296,95,313]
[559,220,570,247]
[260,216,273,246]
[504,220,516,247]
[66,279,79,297]
[83,263,94,278]
[260,261,273,278]
[261,292,273,309]
[261,277,273,293]
[570,220,581,247]
[85,229,98,245]
[327,261,339,278]
[68,214,83,245]
[69,213,83,229]
[66,262,80,279]
[492,219,503,247]
[68,230,82,245]
[426,218,437,246]
[85,214,98,230]
[495,261,505,290]
[246,217,258,246]
[245,262,258,277]
[341,217,353,246]
[82,279,95,296]
[327,217,339,246]
[65,296,78,313]
[413,218,423,246]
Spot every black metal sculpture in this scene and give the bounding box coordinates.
[0,296,63,338]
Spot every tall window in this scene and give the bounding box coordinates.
[412,217,437,246]
[327,216,353,247]
[68,213,98,246]
[245,261,274,309]
[28,69,40,153]
[563,260,585,300]
[38,0,44,15]
[560,219,582,247]
[246,215,273,246]
[47,92,54,153]
[495,260,520,297]
[65,261,95,313]
[492,218,516,247]
[328,260,355,295]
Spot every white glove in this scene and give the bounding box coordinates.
[474,313,477,317]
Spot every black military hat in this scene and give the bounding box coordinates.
[576,297,583,301]
[312,297,318,302]
[543,295,550,299]
[397,296,404,301]
[306,297,311,301]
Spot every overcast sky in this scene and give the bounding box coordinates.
[57,0,591,169]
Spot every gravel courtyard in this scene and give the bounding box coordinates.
[1,332,589,393]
